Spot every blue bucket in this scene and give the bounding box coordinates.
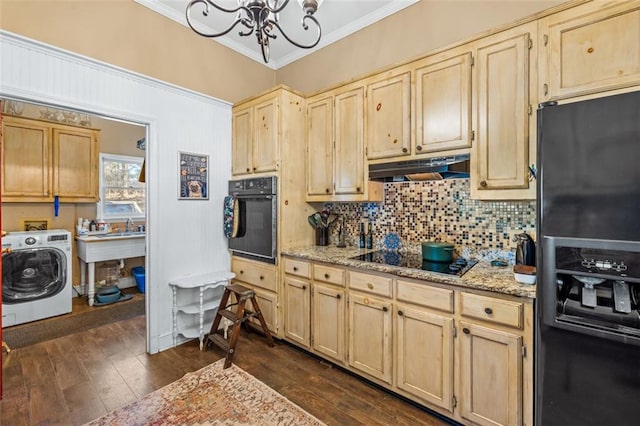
[132,266,145,293]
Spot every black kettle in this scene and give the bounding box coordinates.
[514,233,536,266]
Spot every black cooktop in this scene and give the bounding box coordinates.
[351,250,478,277]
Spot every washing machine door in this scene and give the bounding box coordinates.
[2,248,67,304]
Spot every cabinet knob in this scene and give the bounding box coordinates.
[543,83,549,96]
[382,306,388,312]
[402,147,408,153]
[463,327,470,334]
[259,275,264,280]
[336,294,341,299]
[293,266,298,272]
[376,103,382,111]
[480,180,488,188]
[356,187,361,192]
[416,145,422,151]
[398,310,404,316]
[302,285,307,290]
[367,283,374,290]
[484,307,493,315]
[324,273,330,279]
[240,270,244,274]
[325,188,330,194]
[246,168,250,172]
[253,167,256,171]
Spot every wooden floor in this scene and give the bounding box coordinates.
[1,315,452,426]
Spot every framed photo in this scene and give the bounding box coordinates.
[178,152,209,200]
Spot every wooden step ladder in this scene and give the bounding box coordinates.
[206,283,274,368]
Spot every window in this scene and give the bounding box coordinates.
[97,153,145,221]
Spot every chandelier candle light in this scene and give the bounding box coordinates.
[186,0,323,63]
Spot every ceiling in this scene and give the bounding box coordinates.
[135,0,418,69]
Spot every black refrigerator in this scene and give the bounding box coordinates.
[536,91,640,425]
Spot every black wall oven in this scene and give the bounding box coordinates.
[228,176,277,264]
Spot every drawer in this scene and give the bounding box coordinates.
[396,279,454,313]
[348,270,392,298]
[283,258,311,279]
[460,292,523,329]
[231,257,277,292]
[313,264,345,287]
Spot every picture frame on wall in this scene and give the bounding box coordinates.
[178,151,209,200]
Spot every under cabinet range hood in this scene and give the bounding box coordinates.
[368,154,470,182]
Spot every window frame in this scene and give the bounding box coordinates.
[97,153,146,221]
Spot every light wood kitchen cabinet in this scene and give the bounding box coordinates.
[1,116,99,202]
[306,84,383,202]
[312,282,346,363]
[539,0,640,102]
[396,303,455,412]
[231,256,279,335]
[348,291,393,384]
[471,22,537,200]
[458,321,523,426]
[414,50,472,155]
[231,95,278,175]
[365,70,411,159]
[283,275,311,348]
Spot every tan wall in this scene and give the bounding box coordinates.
[0,0,275,104]
[276,0,567,94]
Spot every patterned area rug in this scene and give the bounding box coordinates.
[85,358,326,426]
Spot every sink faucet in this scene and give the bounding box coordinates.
[125,218,134,233]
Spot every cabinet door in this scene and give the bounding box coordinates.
[1,117,51,200]
[334,87,365,195]
[284,276,311,348]
[472,27,533,197]
[542,1,640,100]
[253,96,279,173]
[396,304,454,412]
[53,126,98,202]
[459,321,523,426]
[232,106,252,175]
[366,72,411,159]
[414,52,472,154]
[249,287,278,336]
[348,292,392,384]
[312,283,345,363]
[306,96,334,196]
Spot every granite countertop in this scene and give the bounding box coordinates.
[281,245,536,299]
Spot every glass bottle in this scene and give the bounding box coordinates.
[358,222,365,248]
[366,222,373,249]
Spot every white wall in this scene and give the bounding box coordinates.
[0,31,232,353]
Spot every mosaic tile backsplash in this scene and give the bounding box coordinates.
[323,179,536,259]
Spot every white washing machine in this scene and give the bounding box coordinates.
[2,229,73,327]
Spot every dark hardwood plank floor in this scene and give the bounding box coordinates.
[1,315,451,425]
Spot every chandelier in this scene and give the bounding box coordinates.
[186,0,323,63]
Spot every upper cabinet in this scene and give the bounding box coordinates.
[539,0,640,102]
[1,116,99,203]
[470,22,537,200]
[413,49,473,156]
[306,83,383,202]
[232,94,279,176]
[365,70,411,159]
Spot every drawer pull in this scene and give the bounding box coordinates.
[463,327,470,334]
[240,270,244,275]
[336,294,341,299]
[259,275,264,280]
[376,102,382,111]
[402,147,408,153]
[293,266,298,272]
[382,306,388,312]
[324,273,330,279]
[367,283,374,290]
[398,310,404,316]
[302,285,307,290]
[484,307,493,315]
[480,180,488,187]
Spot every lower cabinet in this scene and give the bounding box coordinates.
[231,256,279,336]
[396,304,455,412]
[280,257,532,426]
[347,291,393,384]
[312,282,346,363]
[458,321,523,426]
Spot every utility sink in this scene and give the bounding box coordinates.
[93,231,146,238]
